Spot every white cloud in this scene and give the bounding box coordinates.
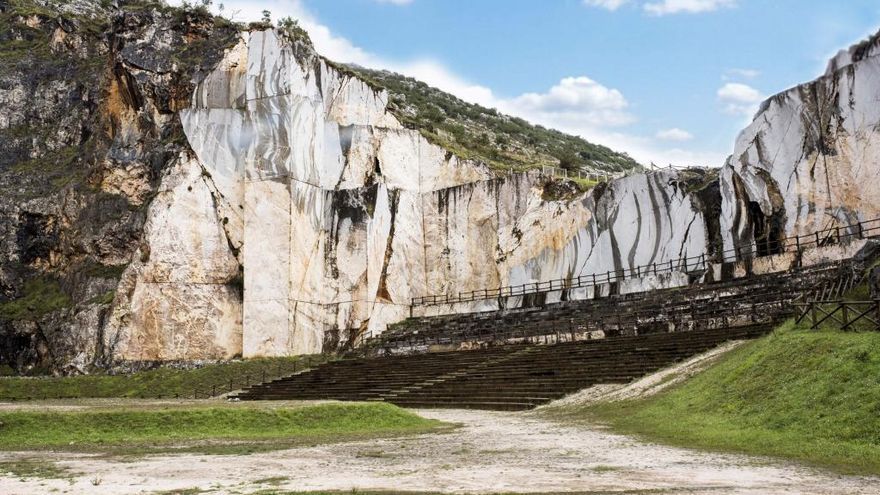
[644,0,736,16]
[585,0,735,15]
[723,68,760,80]
[717,83,761,102]
[505,76,634,128]
[375,0,414,5]
[656,128,694,141]
[583,0,630,11]
[717,82,763,116]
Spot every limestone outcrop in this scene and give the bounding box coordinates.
[0,2,240,372]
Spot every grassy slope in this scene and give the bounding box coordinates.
[564,320,880,474]
[345,66,642,174]
[0,402,444,453]
[0,355,330,400]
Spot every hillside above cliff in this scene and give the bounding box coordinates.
[346,66,640,173]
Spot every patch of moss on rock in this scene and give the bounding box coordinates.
[0,276,72,321]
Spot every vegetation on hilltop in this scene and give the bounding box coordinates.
[345,66,642,174]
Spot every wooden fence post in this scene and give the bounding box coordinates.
[876,300,880,331]
[810,303,817,329]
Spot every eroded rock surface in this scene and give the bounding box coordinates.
[720,31,880,257]
[160,30,712,359]
[0,2,239,372]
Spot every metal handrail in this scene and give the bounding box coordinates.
[412,217,880,307]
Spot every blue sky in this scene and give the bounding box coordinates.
[182,0,880,167]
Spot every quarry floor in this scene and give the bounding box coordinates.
[1,406,878,495]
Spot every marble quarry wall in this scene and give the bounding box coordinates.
[103,28,880,363]
[720,32,880,259]
[102,30,714,361]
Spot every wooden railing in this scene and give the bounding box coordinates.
[411,217,880,307]
[794,300,880,331]
[540,165,629,183]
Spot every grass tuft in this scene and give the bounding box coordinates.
[0,458,77,480]
[0,276,71,321]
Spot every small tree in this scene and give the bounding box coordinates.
[277,17,312,44]
[556,152,582,172]
[261,9,272,24]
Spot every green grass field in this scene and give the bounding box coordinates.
[0,402,446,454]
[556,319,880,475]
[0,355,331,400]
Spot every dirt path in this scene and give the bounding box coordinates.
[1,408,877,495]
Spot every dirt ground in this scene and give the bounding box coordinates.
[1,405,878,495]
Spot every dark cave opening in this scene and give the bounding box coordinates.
[747,200,785,257]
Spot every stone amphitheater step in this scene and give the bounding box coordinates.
[233,322,777,409]
[374,261,851,352]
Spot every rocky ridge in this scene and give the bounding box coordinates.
[720,30,880,258]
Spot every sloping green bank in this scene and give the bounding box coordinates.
[0,356,329,400]
[0,402,444,454]
[560,320,880,474]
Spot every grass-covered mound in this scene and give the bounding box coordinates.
[563,320,880,474]
[0,355,329,400]
[0,402,444,454]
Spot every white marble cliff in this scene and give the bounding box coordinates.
[720,31,880,257]
[102,30,712,361]
[103,28,880,363]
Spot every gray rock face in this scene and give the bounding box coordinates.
[720,31,880,258]
[0,2,239,373]
[870,267,880,299]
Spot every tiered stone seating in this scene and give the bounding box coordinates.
[373,261,853,352]
[232,259,862,410]
[234,323,774,409]
[233,345,526,402]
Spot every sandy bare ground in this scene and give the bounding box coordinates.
[1,406,878,495]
